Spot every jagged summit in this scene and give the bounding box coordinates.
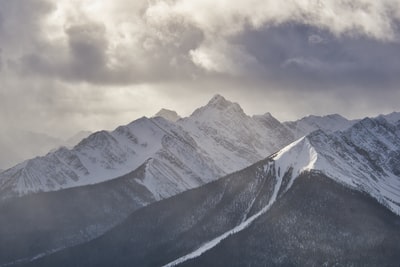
[252,112,285,131]
[253,112,274,120]
[153,109,181,122]
[207,94,231,106]
[188,94,246,119]
[283,113,355,138]
[206,94,242,111]
[378,112,400,124]
[303,113,345,120]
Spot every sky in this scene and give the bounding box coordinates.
[1,0,400,139]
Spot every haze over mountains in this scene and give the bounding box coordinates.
[0,130,92,171]
[0,95,357,199]
[0,95,399,266]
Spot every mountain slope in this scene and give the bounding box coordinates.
[0,117,222,200]
[0,130,94,170]
[181,172,400,267]
[15,157,280,267]
[64,130,92,148]
[0,95,297,264]
[0,95,356,200]
[274,117,400,215]
[379,111,400,124]
[20,166,400,267]
[0,94,296,200]
[15,116,400,267]
[0,117,164,197]
[0,163,156,266]
[2,97,399,266]
[0,130,63,170]
[178,95,294,174]
[283,113,355,138]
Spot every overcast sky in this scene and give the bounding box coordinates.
[1,0,400,138]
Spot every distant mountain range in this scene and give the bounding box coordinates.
[0,95,358,199]
[154,108,181,122]
[0,130,92,170]
[0,95,399,266]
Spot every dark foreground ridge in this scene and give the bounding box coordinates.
[15,158,276,267]
[0,163,154,265]
[182,172,400,266]
[17,170,400,267]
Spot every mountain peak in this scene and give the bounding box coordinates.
[186,94,246,120]
[259,112,275,120]
[378,111,400,124]
[154,108,181,122]
[205,94,243,112]
[252,112,283,129]
[300,113,346,122]
[208,94,229,105]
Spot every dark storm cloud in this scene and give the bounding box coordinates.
[19,21,111,82]
[3,0,400,88]
[17,19,205,85]
[229,23,400,94]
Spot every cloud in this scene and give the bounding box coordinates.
[308,34,325,44]
[1,0,400,153]
[189,40,263,75]
[0,48,3,71]
[2,0,400,84]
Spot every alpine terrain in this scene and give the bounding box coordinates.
[12,116,400,267]
[0,95,304,265]
[0,95,398,266]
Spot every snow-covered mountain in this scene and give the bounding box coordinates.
[178,95,294,174]
[1,98,400,266]
[0,116,222,200]
[64,131,92,148]
[20,118,400,266]
[274,116,400,215]
[0,95,297,265]
[0,130,63,170]
[378,111,400,124]
[283,113,356,138]
[0,94,384,203]
[154,108,181,122]
[0,94,297,201]
[0,130,93,170]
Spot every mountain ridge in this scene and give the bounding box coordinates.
[1,96,400,266]
[273,117,400,215]
[1,95,396,202]
[0,95,289,199]
[154,109,181,122]
[17,156,400,266]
